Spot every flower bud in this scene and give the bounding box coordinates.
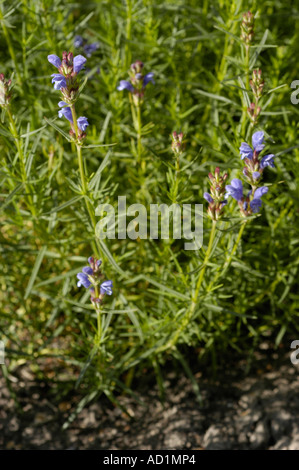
[131,61,144,74]
[171,131,185,155]
[204,167,227,221]
[0,74,12,108]
[250,69,264,99]
[241,11,254,45]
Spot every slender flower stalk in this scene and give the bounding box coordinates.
[208,221,247,292]
[69,104,100,258]
[47,51,102,259]
[158,220,218,353]
[136,101,143,167]
[168,131,185,203]
[77,257,113,345]
[240,11,255,135]
[118,60,154,170]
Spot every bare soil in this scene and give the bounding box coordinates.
[1,340,298,450]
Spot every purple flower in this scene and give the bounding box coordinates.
[77,116,89,132]
[250,198,262,213]
[239,142,254,160]
[225,178,243,201]
[250,186,269,213]
[239,131,265,160]
[51,73,66,90]
[117,80,135,93]
[254,186,268,199]
[48,54,62,69]
[117,71,154,93]
[77,266,93,288]
[73,55,87,73]
[252,131,265,153]
[58,103,89,132]
[260,154,275,169]
[143,72,155,88]
[203,192,213,203]
[84,43,99,58]
[58,101,73,122]
[74,35,84,48]
[100,280,113,296]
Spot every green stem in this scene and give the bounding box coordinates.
[173,155,180,202]
[125,0,132,68]
[97,308,101,344]
[136,103,144,170]
[208,221,247,292]
[70,105,102,259]
[245,45,250,90]
[241,44,250,136]
[192,219,217,302]
[94,285,102,345]
[160,220,218,352]
[7,107,36,215]
[129,95,146,178]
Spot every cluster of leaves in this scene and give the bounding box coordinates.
[0,0,299,421]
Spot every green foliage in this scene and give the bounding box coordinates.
[0,0,298,421]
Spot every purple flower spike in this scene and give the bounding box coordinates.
[51,73,66,90]
[48,54,62,69]
[77,272,92,288]
[100,280,113,296]
[77,116,89,132]
[143,72,155,88]
[58,101,73,123]
[260,154,275,169]
[73,55,87,73]
[252,131,265,153]
[225,178,243,201]
[117,80,135,93]
[203,192,213,203]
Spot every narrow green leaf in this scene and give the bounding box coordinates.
[42,195,83,215]
[44,117,72,141]
[25,246,47,299]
